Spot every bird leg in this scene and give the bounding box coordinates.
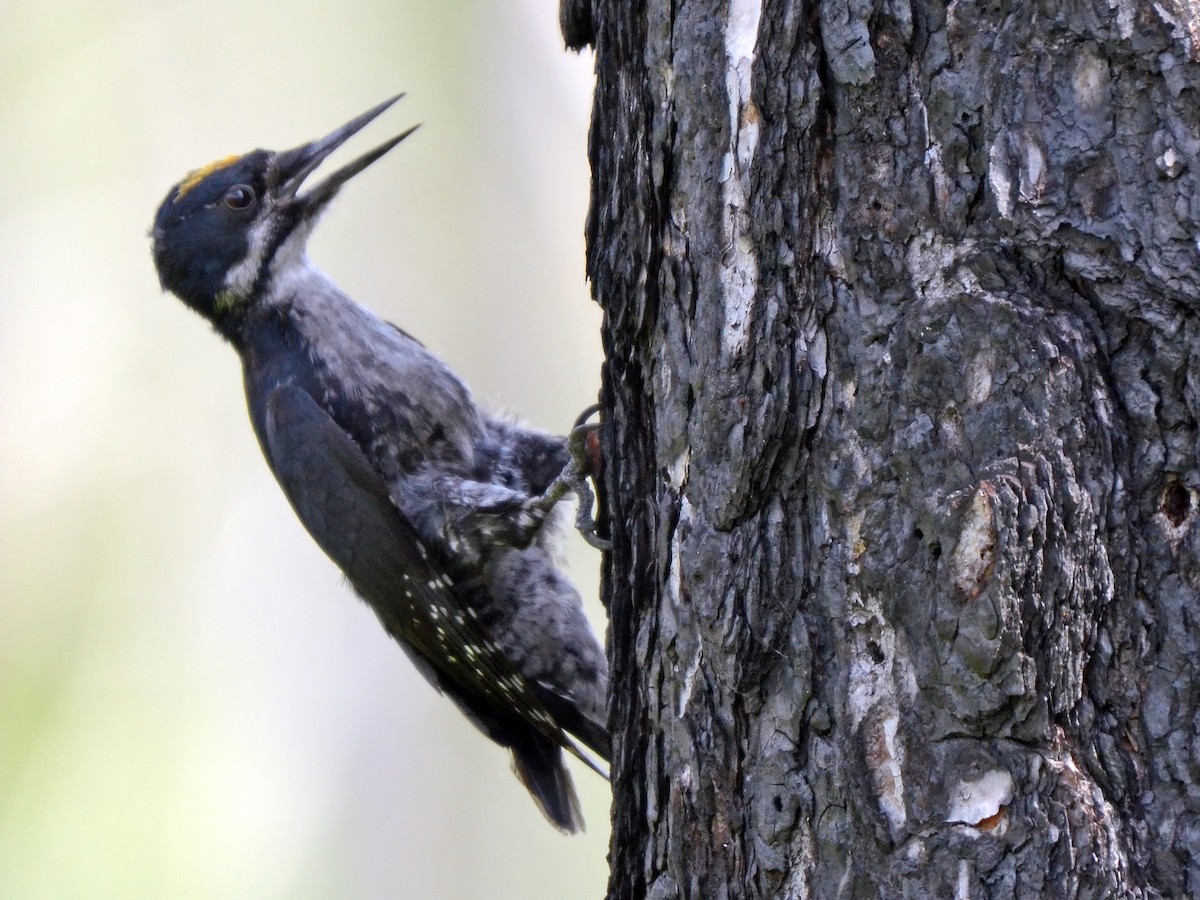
[427,407,610,555]
[522,405,610,552]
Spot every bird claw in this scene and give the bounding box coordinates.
[563,406,610,551]
[519,405,609,551]
[570,474,611,552]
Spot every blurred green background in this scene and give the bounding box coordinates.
[0,1,608,897]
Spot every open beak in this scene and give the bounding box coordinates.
[275,95,418,214]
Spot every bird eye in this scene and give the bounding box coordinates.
[223,185,256,210]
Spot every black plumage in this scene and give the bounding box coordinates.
[150,97,607,832]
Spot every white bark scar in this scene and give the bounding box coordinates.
[720,0,763,359]
[947,769,1014,829]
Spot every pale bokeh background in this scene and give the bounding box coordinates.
[0,2,609,898]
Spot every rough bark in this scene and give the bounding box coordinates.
[567,0,1200,897]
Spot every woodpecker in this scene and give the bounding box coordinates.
[150,96,608,832]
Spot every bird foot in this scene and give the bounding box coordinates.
[520,405,609,551]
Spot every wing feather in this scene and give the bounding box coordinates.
[260,385,593,760]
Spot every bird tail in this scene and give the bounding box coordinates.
[510,730,585,834]
[531,683,611,763]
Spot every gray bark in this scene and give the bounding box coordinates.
[565,0,1200,897]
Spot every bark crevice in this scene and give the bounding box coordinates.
[568,0,1200,896]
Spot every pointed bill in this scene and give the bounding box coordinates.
[273,95,418,213]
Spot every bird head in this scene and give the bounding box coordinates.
[150,95,416,330]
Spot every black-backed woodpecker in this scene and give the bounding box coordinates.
[150,96,608,832]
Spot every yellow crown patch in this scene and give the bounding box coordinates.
[175,155,243,201]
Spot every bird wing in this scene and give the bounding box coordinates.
[259,383,594,760]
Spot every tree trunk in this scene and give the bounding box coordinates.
[563,0,1200,897]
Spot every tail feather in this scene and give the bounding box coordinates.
[531,682,611,763]
[510,731,585,833]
